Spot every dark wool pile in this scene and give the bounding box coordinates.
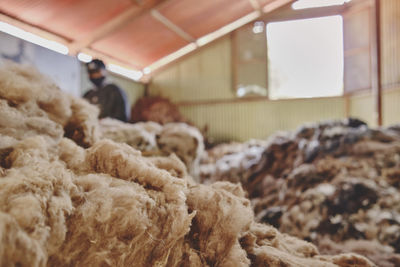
[200,118,400,266]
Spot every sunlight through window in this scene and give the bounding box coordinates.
[292,0,351,10]
[267,15,344,100]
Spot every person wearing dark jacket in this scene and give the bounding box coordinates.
[83,59,130,122]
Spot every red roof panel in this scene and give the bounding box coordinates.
[0,0,133,40]
[0,0,285,70]
[91,12,189,68]
[157,0,254,38]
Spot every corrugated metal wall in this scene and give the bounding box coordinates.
[150,38,234,102]
[348,0,400,127]
[381,0,400,126]
[150,37,345,142]
[381,0,400,87]
[383,89,400,126]
[181,98,345,142]
[348,88,400,128]
[348,93,375,126]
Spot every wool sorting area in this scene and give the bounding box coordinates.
[0,64,377,266]
[1,0,400,266]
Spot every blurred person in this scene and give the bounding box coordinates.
[83,59,130,122]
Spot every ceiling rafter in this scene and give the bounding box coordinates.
[69,0,167,54]
[0,0,296,78]
[83,47,143,70]
[263,0,294,13]
[0,13,143,71]
[0,13,69,45]
[148,0,293,74]
[248,0,261,11]
[150,9,196,43]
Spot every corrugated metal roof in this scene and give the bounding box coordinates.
[0,0,292,75]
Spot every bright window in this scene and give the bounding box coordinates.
[267,15,344,100]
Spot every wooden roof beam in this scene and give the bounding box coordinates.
[69,0,167,54]
[0,13,144,74]
[150,9,196,43]
[81,47,143,70]
[0,13,69,45]
[147,0,295,73]
[263,0,294,13]
[248,0,261,11]
[372,0,382,126]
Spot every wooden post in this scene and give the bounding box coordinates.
[371,0,383,126]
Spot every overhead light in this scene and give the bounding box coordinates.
[292,0,351,10]
[143,67,151,75]
[0,21,69,55]
[148,43,197,71]
[196,11,261,47]
[107,64,143,81]
[252,21,264,34]
[77,52,92,63]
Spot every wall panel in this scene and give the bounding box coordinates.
[180,97,345,142]
[343,4,372,93]
[0,32,81,96]
[347,0,400,128]
[348,92,375,127]
[348,88,400,128]
[383,88,400,126]
[381,0,400,86]
[150,37,347,142]
[149,0,400,141]
[150,37,234,102]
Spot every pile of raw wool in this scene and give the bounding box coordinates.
[0,64,375,266]
[99,118,204,177]
[99,118,161,152]
[200,140,268,183]
[130,96,187,124]
[200,118,400,266]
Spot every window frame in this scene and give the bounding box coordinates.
[232,3,363,101]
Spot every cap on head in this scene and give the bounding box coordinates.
[86,59,106,74]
